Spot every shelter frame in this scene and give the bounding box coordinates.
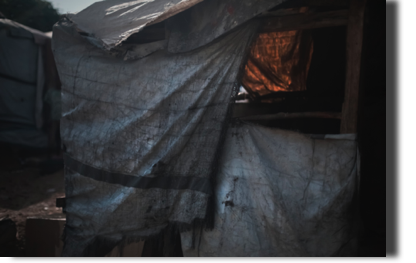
[228,0,366,134]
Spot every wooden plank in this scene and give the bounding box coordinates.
[238,111,341,121]
[106,241,145,257]
[258,7,307,18]
[25,217,65,257]
[259,9,348,33]
[340,0,367,133]
[307,0,349,7]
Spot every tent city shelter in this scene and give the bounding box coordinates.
[51,0,385,257]
[0,18,62,152]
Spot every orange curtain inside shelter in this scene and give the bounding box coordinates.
[242,30,313,98]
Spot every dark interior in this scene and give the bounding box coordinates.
[356,0,386,256]
[123,21,166,45]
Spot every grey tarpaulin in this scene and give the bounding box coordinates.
[166,0,288,53]
[65,0,204,50]
[53,17,260,256]
[181,123,359,256]
[0,26,39,84]
[0,18,49,45]
[53,0,360,257]
[65,0,289,53]
[0,77,37,126]
[0,19,50,148]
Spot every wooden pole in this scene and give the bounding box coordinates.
[239,112,341,121]
[260,9,349,33]
[340,0,367,133]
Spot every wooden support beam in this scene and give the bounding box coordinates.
[307,0,349,7]
[258,7,308,18]
[259,9,348,33]
[340,0,367,133]
[238,111,341,121]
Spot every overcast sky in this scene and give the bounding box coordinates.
[48,0,100,14]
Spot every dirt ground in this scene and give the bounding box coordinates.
[0,166,65,256]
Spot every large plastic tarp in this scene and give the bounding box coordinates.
[64,0,290,53]
[53,0,360,256]
[0,77,37,126]
[0,18,49,45]
[65,0,204,50]
[0,19,50,147]
[53,18,260,256]
[181,123,359,256]
[0,27,39,84]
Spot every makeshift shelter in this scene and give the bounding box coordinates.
[0,18,61,150]
[52,0,369,257]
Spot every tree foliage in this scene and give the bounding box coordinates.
[0,0,60,32]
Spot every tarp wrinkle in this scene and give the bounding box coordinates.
[181,123,359,257]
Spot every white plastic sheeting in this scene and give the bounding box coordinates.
[181,123,359,256]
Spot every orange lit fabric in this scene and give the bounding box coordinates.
[242,30,313,97]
